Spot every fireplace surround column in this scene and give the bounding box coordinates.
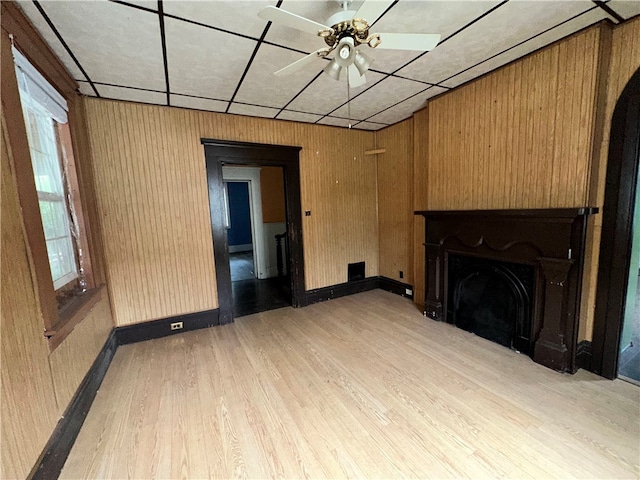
[534,257,574,370]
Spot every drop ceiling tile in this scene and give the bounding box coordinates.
[228,103,280,118]
[164,1,277,38]
[317,116,355,128]
[277,110,324,123]
[18,1,165,90]
[608,0,640,20]
[366,0,502,73]
[441,8,607,89]
[397,0,595,85]
[15,1,92,80]
[367,85,447,124]
[287,69,385,115]
[97,85,167,105]
[331,76,426,120]
[355,121,386,131]
[165,16,257,100]
[120,0,157,11]
[234,44,324,108]
[170,94,228,112]
[76,81,98,96]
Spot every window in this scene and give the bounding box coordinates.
[13,46,86,298]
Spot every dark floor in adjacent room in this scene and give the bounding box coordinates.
[230,251,255,282]
[230,250,291,317]
[232,275,291,317]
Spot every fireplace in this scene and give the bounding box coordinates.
[415,208,597,372]
[448,255,534,354]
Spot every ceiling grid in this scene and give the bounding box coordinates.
[17,0,640,130]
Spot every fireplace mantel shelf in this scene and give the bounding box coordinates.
[414,207,598,218]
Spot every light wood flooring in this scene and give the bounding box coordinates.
[61,290,640,479]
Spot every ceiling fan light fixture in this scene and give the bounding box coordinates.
[334,36,355,68]
[354,50,373,76]
[323,59,343,80]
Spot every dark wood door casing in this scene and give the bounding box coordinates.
[203,139,305,324]
[592,67,640,379]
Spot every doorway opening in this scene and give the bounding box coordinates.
[203,139,305,324]
[618,168,640,383]
[223,165,291,317]
[593,67,640,381]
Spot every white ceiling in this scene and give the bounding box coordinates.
[16,0,640,131]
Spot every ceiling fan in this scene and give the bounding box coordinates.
[258,0,441,88]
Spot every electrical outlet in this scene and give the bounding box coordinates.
[399,270,404,279]
[405,288,412,296]
[170,322,183,331]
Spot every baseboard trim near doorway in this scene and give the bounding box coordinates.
[116,309,220,345]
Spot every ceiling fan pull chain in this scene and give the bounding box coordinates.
[347,70,352,129]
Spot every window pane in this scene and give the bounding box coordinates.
[38,200,70,239]
[46,238,64,281]
[30,120,64,195]
[46,237,77,288]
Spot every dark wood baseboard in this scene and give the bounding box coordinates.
[378,277,414,300]
[28,330,118,480]
[576,340,593,371]
[304,277,413,306]
[305,277,379,305]
[115,309,219,345]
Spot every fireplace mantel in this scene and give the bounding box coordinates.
[414,208,598,372]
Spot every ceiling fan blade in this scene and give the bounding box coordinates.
[348,66,366,88]
[274,49,325,77]
[353,0,395,25]
[375,33,441,51]
[259,6,329,35]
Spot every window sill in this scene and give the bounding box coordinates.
[46,285,105,351]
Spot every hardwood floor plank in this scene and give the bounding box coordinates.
[60,290,640,479]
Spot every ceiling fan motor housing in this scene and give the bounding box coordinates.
[323,10,370,49]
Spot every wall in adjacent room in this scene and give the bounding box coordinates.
[84,99,378,326]
[261,166,286,223]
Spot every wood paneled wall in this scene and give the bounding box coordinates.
[294,121,378,289]
[405,20,640,340]
[376,119,414,283]
[84,99,378,325]
[1,112,114,479]
[425,27,601,210]
[1,10,115,477]
[261,166,286,223]
[412,108,430,308]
